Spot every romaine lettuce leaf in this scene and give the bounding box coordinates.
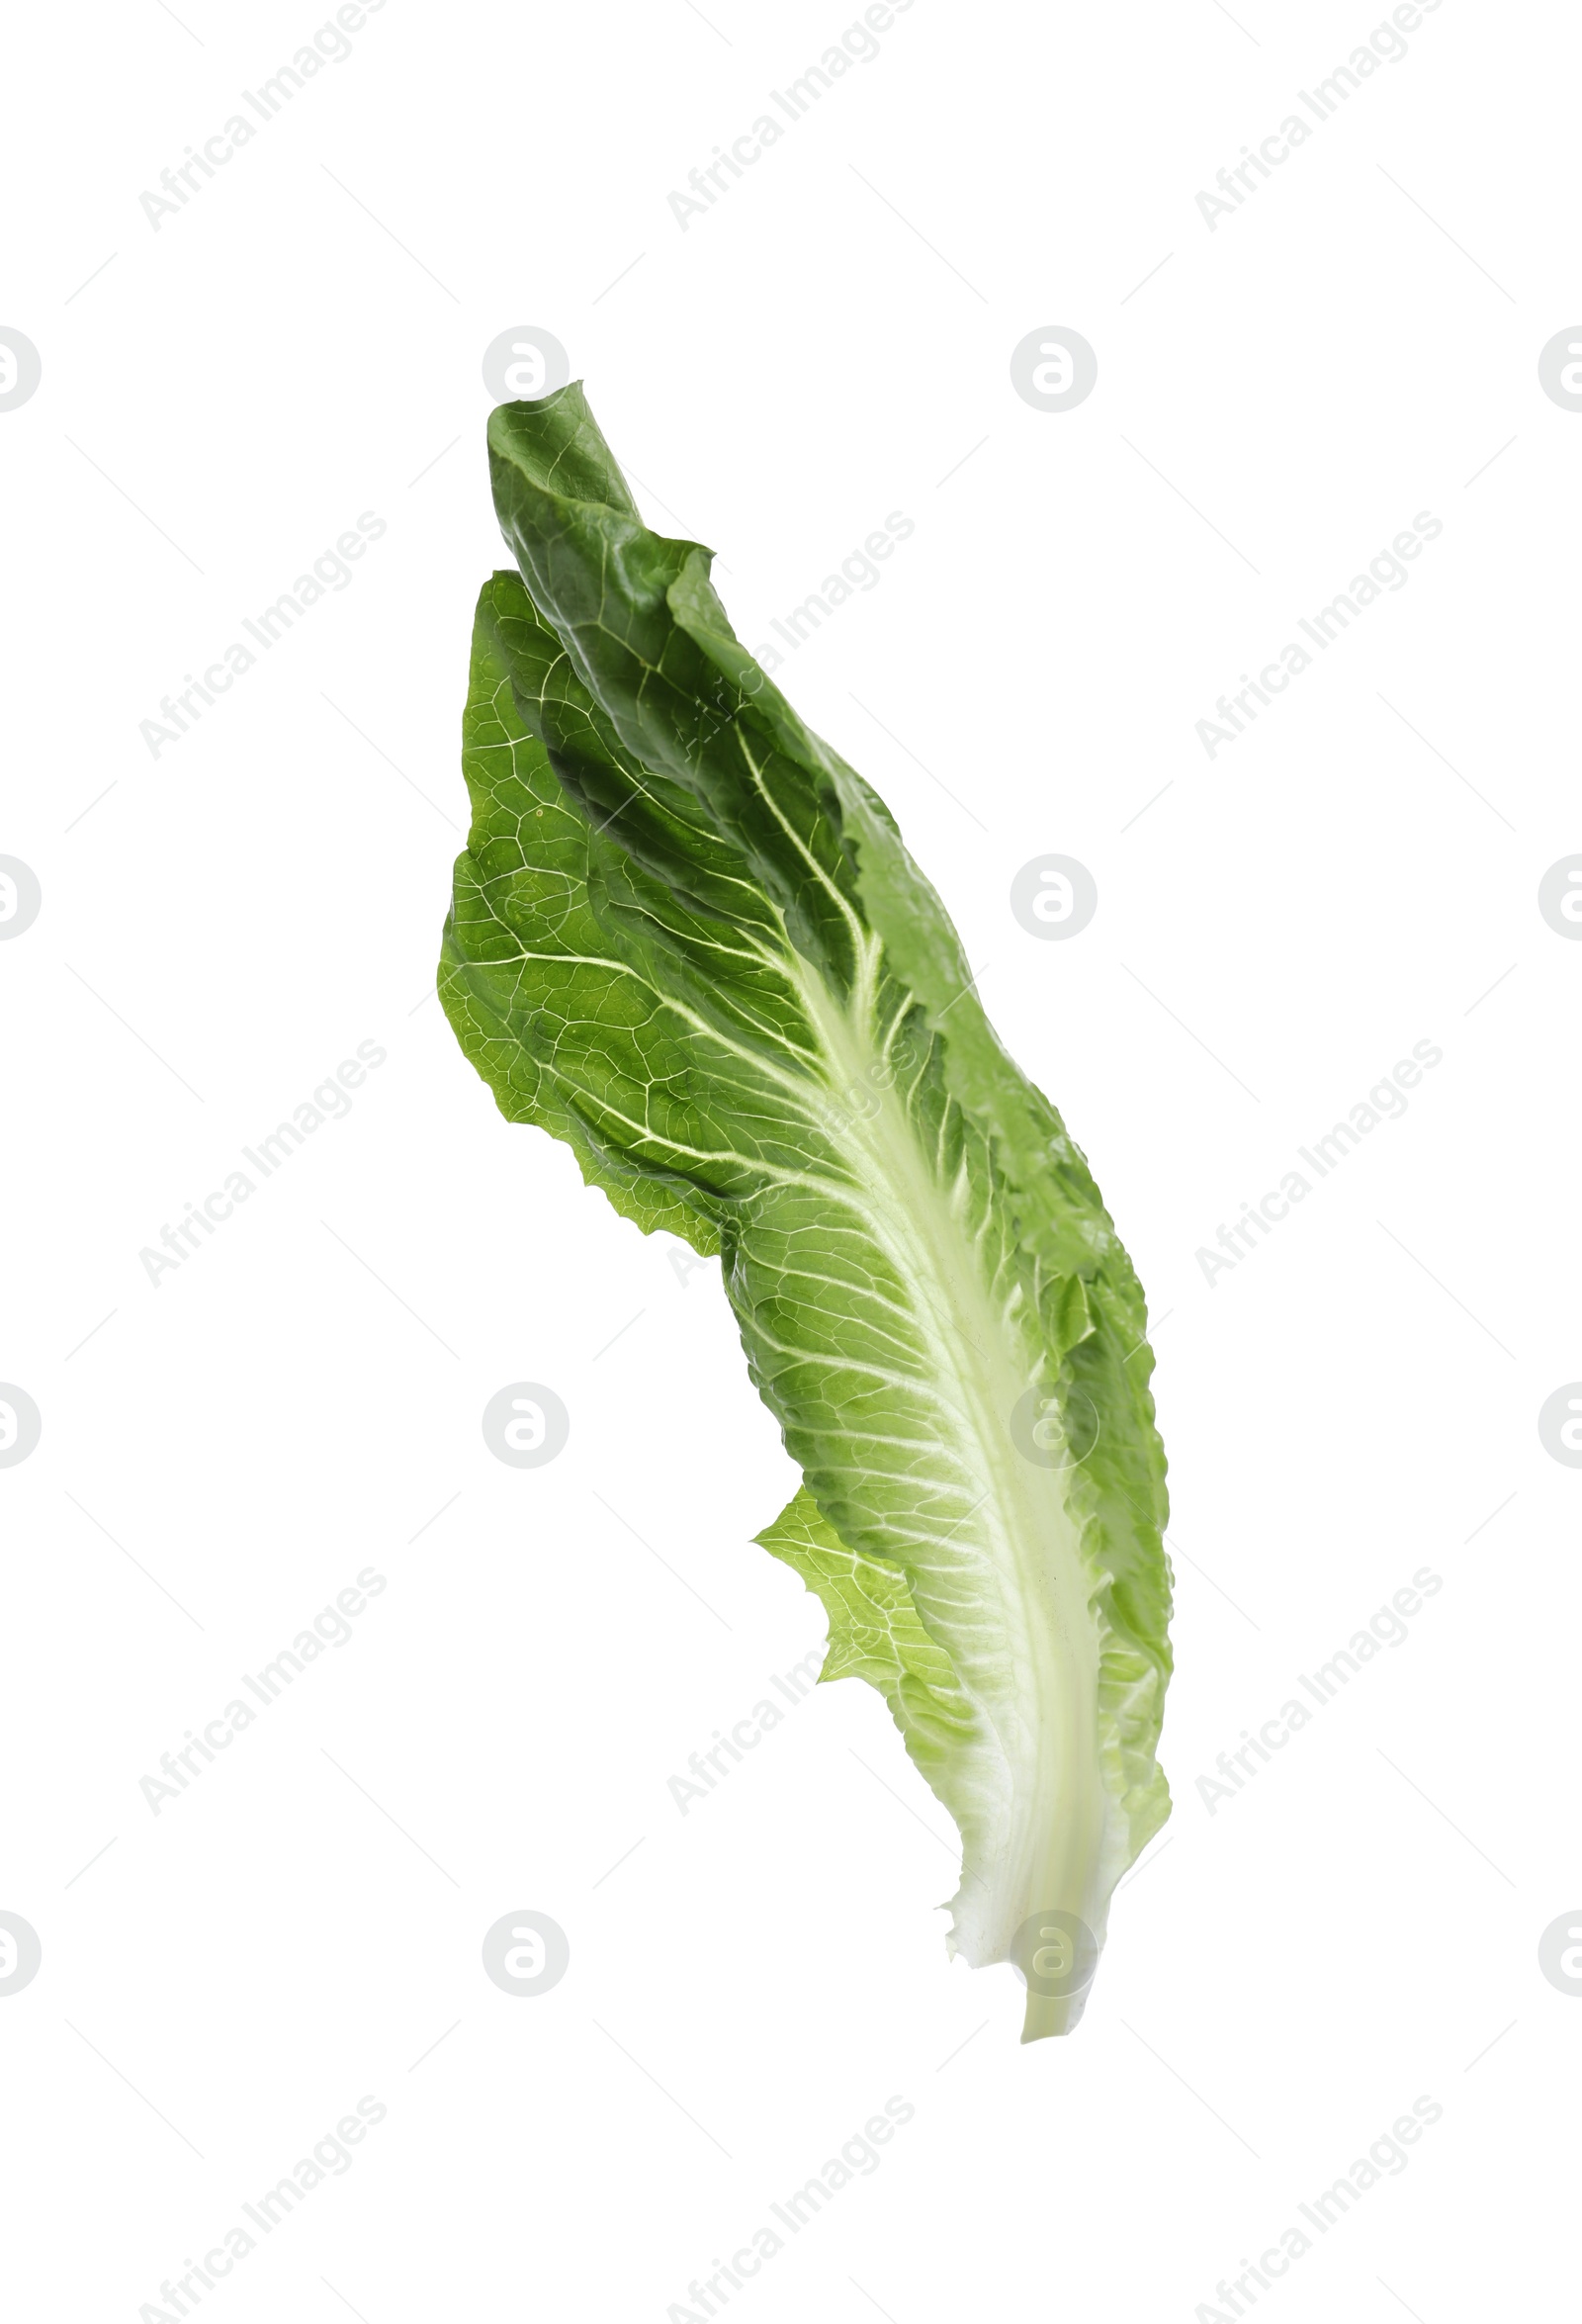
[439,386,1173,2038]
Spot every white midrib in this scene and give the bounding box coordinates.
[799,961,1117,2036]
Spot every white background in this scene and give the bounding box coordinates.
[3,1,1578,2317]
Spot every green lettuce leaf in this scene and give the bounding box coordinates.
[439,386,1173,2038]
